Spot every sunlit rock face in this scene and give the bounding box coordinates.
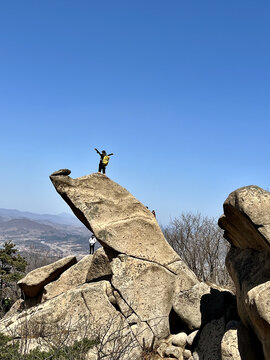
[49,170,180,267]
[7,171,266,359]
[17,255,77,298]
[219,185,270,252]
[219,185,270,359]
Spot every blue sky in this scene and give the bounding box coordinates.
[1,1,270,225]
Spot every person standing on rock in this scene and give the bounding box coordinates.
[94,148,114,174]
[89,234,97,254]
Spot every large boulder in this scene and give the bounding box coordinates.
[226,246,270,357]
[4,171,256,359]
[221,322,241,360]
[219,185,270,359]
[172,282,234,330]
[49,171,180,266]
[86,247,112,282]
[0,281,141,359]
[18,255,77,298]
[42,255,93,301]
[221,320,264,360]
[218,185,270,252]
[168,260,199,295]
[111,255,176,339]
[193,316,226,360]
[0,281,114,337]
[42,248,112,302]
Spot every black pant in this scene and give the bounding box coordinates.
[90,244,95,254]
[98,162,106,174]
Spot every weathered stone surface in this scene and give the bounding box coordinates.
[172,282,232,330]
[49,171,180,266]
[18,255,77,298]
[1,281,106,335]
[186,330,199,346]
[194,316,226,360]
[5,295,44,319]
[168,260,199,294]
[221,322,241,360]
[226,246,270,358]
[86,349,98,360]
[86,247,112,282]
[130,318,156,349]
[218,185,270,252]
[113,290,133,317]
[156,340,184,359]
[3,299,24,318]
[42,255,93,301]
[164,345,183,359]
[1,281,141,359]
[221,320,262,360]
[156,342,168,357]
[50,168,71,176]
[173,283,209,330]
[171,332,187,347]
[219,185,270,359]
[1,281,113,335]
[111,254,175,338]
[183,349,192,359]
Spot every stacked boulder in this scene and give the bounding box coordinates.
[219,185,270,360]
[0,171,246,359]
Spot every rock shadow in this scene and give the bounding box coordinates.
[227,246,270,293]
[190,288,238,359]
[237,322,264,360]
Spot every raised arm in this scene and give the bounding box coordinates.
[94,148,101,156]
[108,153,114,156]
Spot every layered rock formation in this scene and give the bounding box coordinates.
[49,170,179,266]
[3,172,269,359]
[18,255,77,298]
[219,185,270,360]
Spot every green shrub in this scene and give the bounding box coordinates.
[0,333,20,360]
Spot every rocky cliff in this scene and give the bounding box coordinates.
[1,173,269,359]
[219,185,270,360]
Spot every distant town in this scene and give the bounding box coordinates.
[0,208,94,258]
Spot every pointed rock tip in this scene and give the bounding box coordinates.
[50,169,71,177]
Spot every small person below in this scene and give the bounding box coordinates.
[89,234,97,254]
[94,148,114,174]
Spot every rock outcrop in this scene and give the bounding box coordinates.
[6,172,270,359]
[172,282,234,331]
[0,170,202,359]
[42,254,92,301]
[49,170,179,266]
[219,185,270,252]
[219,185,270,359]
[111,255,176,339]
[18,255,77,298]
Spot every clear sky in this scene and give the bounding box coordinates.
[1,1,270,225]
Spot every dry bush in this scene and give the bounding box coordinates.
[1,308,146,359]
[162,212,231,285]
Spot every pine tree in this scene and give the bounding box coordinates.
[0,241,27,294]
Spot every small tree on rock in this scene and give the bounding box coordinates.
[0,241,27,296]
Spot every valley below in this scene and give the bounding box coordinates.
[0,208,96,258]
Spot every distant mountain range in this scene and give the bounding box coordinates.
[0,208,96,258]
[0,208,81,226]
